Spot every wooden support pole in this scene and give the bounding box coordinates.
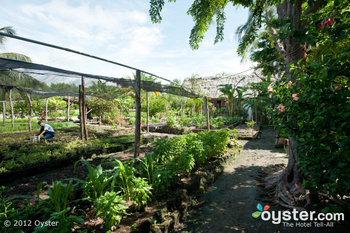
[205,96,210,130]
[79,85,84,140]
[26,93,33,131]
[45,98,48,121]
[2,101,5,125]
[67,96,70,121]
[134,70,141,158]
[146,91,149,133]
[82,76,88,140]
[9,89,14,128]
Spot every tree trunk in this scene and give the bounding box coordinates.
[26,94,33,132]
[2,102,5,125]
[9,89,14,128]
[45,98,48,121]
[265,0,309,208]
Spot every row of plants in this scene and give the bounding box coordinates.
[0,129,235,232]
[167,112,242,129]
[0,120,77,134]
[0,134,134,174]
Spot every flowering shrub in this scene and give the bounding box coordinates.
[270,50,350,199]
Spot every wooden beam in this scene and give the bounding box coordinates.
[134,70,141,158]
[146,91,149,133]
[2,101,5,125]
[9,89,14,128]
[26,93,32,131]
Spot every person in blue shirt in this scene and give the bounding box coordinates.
[37,120,55,140]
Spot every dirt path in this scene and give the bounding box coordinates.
[180,127,337,233]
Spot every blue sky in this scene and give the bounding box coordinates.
[0,0,253,82]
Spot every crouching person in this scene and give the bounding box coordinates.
[37,120,55,140]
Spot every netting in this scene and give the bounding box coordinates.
[0,57,200,101]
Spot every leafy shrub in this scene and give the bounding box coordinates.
[166,116,176,127]
[198,130,230,159]
[95,191,128,230]
[76,160,112,200]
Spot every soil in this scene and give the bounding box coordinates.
[179,126,343,233]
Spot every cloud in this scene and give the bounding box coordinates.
[0,0,252,83]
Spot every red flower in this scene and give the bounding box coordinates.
[318,18,334,29]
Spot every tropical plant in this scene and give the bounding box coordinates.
[94,191,128,230]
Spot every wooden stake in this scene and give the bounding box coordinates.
[79,85,84,140]
[134,70,141,158]
[9,89,14,128]
[26,93,32,131]
[67,96,70,121]
[146,91,149,133]
[2,102,5,125]
[45,98,48,121]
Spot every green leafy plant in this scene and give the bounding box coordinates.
[95,191,128,230]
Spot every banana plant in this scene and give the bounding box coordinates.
[218,77,246,117]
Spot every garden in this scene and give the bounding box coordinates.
[1,0,350,232]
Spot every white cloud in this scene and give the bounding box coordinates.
[0,0,252,83]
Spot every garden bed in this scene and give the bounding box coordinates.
[1,129,240,233]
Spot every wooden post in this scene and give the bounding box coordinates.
[9,89,14,128]
[67,96,70,121]
[26,93,32,131]
[79,85,84,140]
[134,70,141,158]
[45,98,48,121]
[81,76,88,140]
[2,102,5,125]
[205,97,210,130]
[146,91,149,133]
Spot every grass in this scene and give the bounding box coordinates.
[0,119,77,134]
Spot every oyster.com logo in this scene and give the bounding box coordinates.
[252,203,270,218]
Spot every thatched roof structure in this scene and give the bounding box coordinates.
[183,72,265,98]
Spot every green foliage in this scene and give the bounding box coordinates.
[198,130,230,159]
[76,160,112,200]
[95,191,128,230]
[35,181,83,232]
[246,120,256,129]
[149,130,231,194]
[269,6,350,199]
